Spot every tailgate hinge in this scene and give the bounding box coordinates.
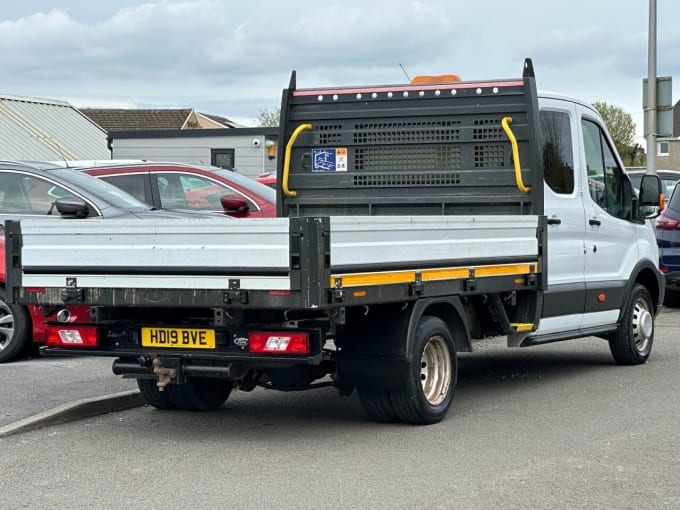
[223,279,248,304]
[409,272,424,296]
[62,277,84,303]
[464,268,477,292]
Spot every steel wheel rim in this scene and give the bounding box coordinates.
[420,335,452,406]
[0,300,15,351]
[631,296,653,353]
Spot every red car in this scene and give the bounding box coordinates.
[75,163,276,217]
[255,171,277,189]
[0,235,90,361]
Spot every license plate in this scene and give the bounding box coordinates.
[141,327,216,349]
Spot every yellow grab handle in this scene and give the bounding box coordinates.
[283,123,313,198]
[501,116,531,193]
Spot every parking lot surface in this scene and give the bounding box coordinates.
[1,308,679,509]
[0,354,138,428]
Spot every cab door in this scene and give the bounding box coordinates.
[535,99,587,336]
[578,108,639,330]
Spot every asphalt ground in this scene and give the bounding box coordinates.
[0,354,142,436]
[1,306,678,438]
[1,307,678,509]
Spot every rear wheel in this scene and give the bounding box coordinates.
[136,379,177,410]
[357,388,399,423]
[0,288,32,363]
[389,316,457,425]
[167,377,233,411]
[609,284,654,365]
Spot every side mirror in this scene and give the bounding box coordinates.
[55,197,90,218]
[220,195,249,215]
[638,175,663,219]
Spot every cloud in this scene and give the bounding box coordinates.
[0,0,678,127]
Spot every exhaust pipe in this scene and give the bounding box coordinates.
[112,359,248,380]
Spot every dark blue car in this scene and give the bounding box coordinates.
[656,181,680,306]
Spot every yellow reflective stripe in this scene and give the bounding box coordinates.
[331,263,537,288]
[475,263,537,277]
[511,323,534,332]
[421,267,470,281]
[331,271,416,287]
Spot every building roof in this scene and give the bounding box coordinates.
[0,93,109,161]
[80,108,193,132]
[80,108,238,132]
[197,112,238,128]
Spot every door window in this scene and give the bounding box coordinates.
[99,174,149,204]
[153,172,256,211]
[0,172,73,214]
[581,119,626,219]
[540,110,574,195]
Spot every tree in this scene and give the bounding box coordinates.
[591,102,639,165]
[257,107,281,127]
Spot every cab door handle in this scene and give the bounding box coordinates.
[547,217,562,225]
[589,218,602,226]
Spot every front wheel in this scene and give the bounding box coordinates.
[389,316,458,425]
[609,284,654,365]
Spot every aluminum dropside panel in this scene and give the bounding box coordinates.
[10,214,541,297]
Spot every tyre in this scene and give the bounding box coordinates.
[167,377,233,411]
[389,316,458,425]
[357,388,400,423]
[609,284,654,365]
[0,288,32,363]
[136,378,177,410]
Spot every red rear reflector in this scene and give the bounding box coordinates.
[46,326,99,347]
[268,290,292,296]
[26,287,46,293]
[248,331,309,355]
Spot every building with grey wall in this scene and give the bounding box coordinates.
[108,127,277,178]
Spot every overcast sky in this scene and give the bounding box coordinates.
[1,0,678,143]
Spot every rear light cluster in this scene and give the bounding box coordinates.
[656,213,680,230]
[46,326,99,347]
[44,327,311,355]
[248,331,309,355]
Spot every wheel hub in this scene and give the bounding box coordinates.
[420,335,452,406]
[632,298,653,352]
[0,302,15,351]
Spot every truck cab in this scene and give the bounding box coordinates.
[525,95,662,348]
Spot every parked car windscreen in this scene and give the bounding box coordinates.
[51,168,150,209]
[628,170,680,198]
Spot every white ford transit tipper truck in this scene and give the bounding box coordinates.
[4,59,664,424]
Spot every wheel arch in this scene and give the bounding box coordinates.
[405,297,472,359]
[336,297,471,390]
[623,260,664,316]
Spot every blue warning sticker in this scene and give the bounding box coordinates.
[312,148,348,172]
